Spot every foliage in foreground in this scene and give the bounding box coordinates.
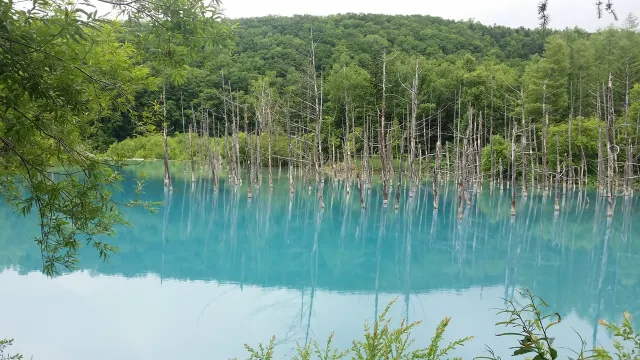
[240,299,472,360]
[237,290,640,360]
[0,339,21,360]
[3,291,640,359]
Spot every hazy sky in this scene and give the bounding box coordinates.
[219,0,640,31]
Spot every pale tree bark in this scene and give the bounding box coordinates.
[286,105,294,194]
[189,122,195,185]
[162,84,173,192]
[511,122,517,217]
[309,30,324,208]
[624,59,633,197]
[568,81,574,190]
[380,51,389,206]
[408,59,419,198]
[542,84,549,197]
[597,87,605,194]
[605,74,616,217]
[555,135,560,213]
[245,106,252,199]
[181,94,187,176]
[520,86,527,198]
[343,68,352,195]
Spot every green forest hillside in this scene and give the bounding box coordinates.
[100,13,552,150]
[102,12,640,162]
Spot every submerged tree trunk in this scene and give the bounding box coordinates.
[499,158,504,191]
[286,106,294,194]
[189,123,196,185]
[597,87,605,195]
[409,59,419,198]
[380,51,389,206]
[162,85,173,192]
[624,61,633,197]
[511,123,517,217]
[181,94,187,176]
[433,140,442,210]
[357,172,365,208]
[542,86,549,197]
[568,82,574,190]
[605,74,616,217]
[520,87,527,198]
[555,135,560,213]
[363,114,370,186]
[395,130,404,211]
[207,114,218,192]
[245,106,252,199]
[264,87,273,189]
[309,31,324,209]
[343,68,352,193]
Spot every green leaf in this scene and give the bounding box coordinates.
[550,348,558,359]
[513,348,534,356]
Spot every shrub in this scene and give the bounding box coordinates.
[0,339,21,360]
[240,298,472,360]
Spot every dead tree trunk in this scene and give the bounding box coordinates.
[189,123,195,185]
[286,106,294,194]
[605,74,616,217]
[555,135,560,212]
[542,85,549,197]
[363,115,370,186]
[511,123,517,217]
[208,113,218,192]
[489,75,495,189]
[231,92,241,186]
[344,79,352,196]
[310,31,325,208]
[357,172,365,208]
[265,89,273,189]
[520,86,527,198]
[395,129,404,211]
[597,87,605,194]
[409,59,419,198]
[245,106,252,199]
[162,84,173,192]
[380,52,389,206]
[434,140,442,210]
[181,94,187,176]
[499,157,504,191]
[624,60,633,197]
[568,81,574,190]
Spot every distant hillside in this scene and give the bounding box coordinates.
[229,14,547,77]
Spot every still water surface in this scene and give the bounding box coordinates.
[1,164,639,359]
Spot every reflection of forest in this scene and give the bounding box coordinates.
[1,171,639,327]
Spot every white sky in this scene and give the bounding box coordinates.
[218,0,640,31]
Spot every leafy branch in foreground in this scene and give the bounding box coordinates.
[477,288,590,360]
[0,339,22,360]
[1,0,160,276]
[595,312,640,360]
[476,288,640,360]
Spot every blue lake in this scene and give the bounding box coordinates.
[1,164,639,359]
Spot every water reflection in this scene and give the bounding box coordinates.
[1,168,639,359]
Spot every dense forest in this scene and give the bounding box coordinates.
[2,0,640,273]
[106,10,640,210]
[97,13,550,150]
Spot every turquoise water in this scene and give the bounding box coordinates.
[1,164,639,359]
